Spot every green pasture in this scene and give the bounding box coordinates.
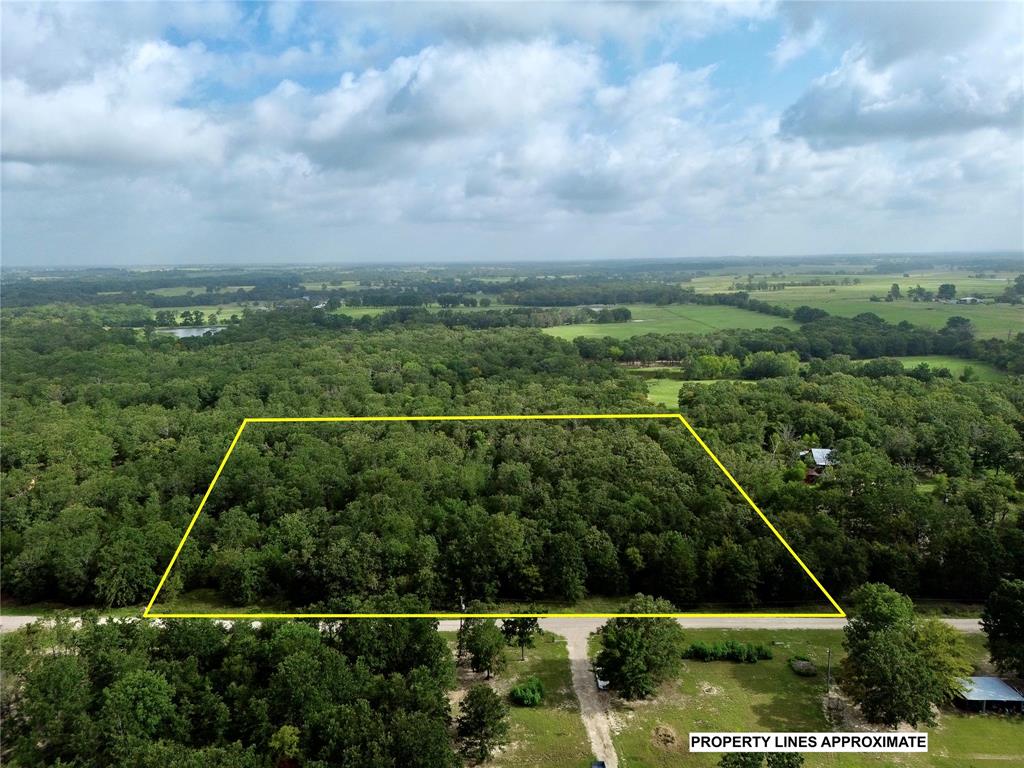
[891,355,1006,382]
[687,270,1022,339]
[543,304,798,340]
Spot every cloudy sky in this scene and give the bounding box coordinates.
[2,1,1022,266]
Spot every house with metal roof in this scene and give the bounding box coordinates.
[799,448,835,483]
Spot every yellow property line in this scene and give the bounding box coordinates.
[144,413,846,620]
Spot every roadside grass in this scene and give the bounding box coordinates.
[599,629,1023,768]
[443,630,593,768]
[543,304,798,340]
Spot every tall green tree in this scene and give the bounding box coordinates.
[839,583,967,727]
[982,579,1024,677]
[457,685,509,763]
[595,594,686,699]
[501,617,541,661]
[466,621,507,679]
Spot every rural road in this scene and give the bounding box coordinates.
[2,614,983,768]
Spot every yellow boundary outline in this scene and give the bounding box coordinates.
[144,414,845,620]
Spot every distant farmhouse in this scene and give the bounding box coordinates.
[800,448,834,484]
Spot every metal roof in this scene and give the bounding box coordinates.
[811,448,834,466]
[958,677,1024,703]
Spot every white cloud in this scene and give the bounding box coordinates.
[3,41,229,168]
[1,1,1021,265]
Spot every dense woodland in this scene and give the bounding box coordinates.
[2,614,459,767]
[2,289,1022,612]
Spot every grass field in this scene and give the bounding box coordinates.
[543,304,799,340]
[444,630,593,768]
[602,629,1024,768]
[686,270,1022,339]
[153,302,266,322]
[891,355,1006,382]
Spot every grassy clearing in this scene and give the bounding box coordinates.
[887,355,1006,382]
[544,304,798,340]
[646,379,683,407]
[602,629,1023,768]
[444,630,593,768]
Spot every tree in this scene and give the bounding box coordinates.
[100,670,178,756]
[915,618,971,702]
[839,584,967,727]
[982,579,1024,677]
[888,283,901,300]
[740,351,800,380]
[767,756,805,768]
[94,526,152,607]
[937,283,956,300]
[501,617,541,661]
[595,594,686,699]
[466,621,507,679]
[457,685,509,762]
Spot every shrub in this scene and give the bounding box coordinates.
[789,655,817,676]
[509,676,545,707]
[683,640,773,663]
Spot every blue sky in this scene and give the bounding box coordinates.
[2,1,1022,265]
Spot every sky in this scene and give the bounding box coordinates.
[2,1,1022,266]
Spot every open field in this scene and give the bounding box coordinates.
[686,271,1023,338]
[602,629,1023,767]
[443,630,594,768]
[543,304,799,340]
[689,270,1019,298]
[153,302,266,321]
[891,355,1007,382]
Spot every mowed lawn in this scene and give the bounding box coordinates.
[604,629,1024,768]
[444,631,593,768]
[544,304,798,340]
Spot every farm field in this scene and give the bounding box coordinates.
[891,355,1006,382]
[543,304,798,340]
[753,295,1020,338]
[686,270,1022,338]
[443,631,593,768]
[154,302,262,322]
[602,629,1024,768]
[689,270,1019,298]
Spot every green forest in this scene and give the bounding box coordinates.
[2,286,1022,613]
[2,263,1023,767]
